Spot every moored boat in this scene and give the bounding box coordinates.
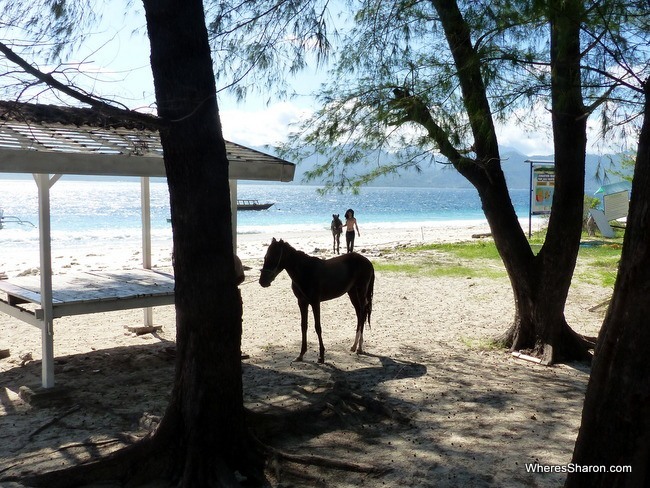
[237,199,274,211]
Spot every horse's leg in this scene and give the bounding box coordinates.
[312,301,326,363]
[295,299,309,362]
[348,289,365,354]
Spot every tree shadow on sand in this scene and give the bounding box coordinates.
[0,340,427,486]
[1,339,591,487]
[0,340,176,481]
[243,349,427,484]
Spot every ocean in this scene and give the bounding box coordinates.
[0,177,530,253]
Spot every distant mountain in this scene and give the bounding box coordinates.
[260,144,626,194]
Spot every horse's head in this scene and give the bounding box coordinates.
[259,237,286,287]
[331,214,342,232]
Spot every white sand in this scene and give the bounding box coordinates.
[0,220,608,487]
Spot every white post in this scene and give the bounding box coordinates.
[34,173,60,388]
[141,176,153,326]
[229,179,238,252]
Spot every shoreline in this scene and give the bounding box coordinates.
[0,217,547,278]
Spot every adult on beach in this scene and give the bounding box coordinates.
[344,208,360,253]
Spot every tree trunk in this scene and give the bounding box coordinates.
[566,79,650,487]
[141,0,262,484]
[19,2,261,486]
[431,0,592,365]
[496,0,592,364]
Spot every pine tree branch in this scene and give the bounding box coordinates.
[0,41,163,129]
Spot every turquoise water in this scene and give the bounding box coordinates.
[0,177,530,251]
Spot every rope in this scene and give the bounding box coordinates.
[240,278,259,286]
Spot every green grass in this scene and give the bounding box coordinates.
[375,240,506,279]
[406,240,502,260]
[377,233,623,287]
[372,260,505,279]
[575,241,622,287]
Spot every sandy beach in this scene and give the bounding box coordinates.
[0,220,610,487]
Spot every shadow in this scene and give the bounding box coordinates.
[241,340,593,487]
[0,340,176,479]
[1,336,594,487]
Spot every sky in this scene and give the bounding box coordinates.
[16,5,627,158]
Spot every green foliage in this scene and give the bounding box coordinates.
[273,0,649,192]
[205,0,336,100]
[1,1,100,61]
[608,152,636,183]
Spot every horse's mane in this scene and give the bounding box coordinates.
[278,239,316,260]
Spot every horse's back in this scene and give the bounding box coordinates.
[330,252,373,269]
[322,252,374,290]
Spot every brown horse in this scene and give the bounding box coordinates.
[330,214,343,254]
[259,238,375,363]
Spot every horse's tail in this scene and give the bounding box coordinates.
[365,268,374,329]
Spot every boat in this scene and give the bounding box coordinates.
[0,208,35,229]
[166,199,274,223]
[237,199,274,211]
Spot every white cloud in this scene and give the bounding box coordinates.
[496,123,555,156]
[219,101,312,148]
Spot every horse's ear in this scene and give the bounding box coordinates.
[271,237,277,243]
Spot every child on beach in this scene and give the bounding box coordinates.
[344,208,360,253]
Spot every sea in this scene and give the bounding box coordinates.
[0,177,531,253]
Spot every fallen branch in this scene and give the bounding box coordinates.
[57,437,133,452]
[28,405,81,440]
[262,440,390,475]
[589,298,611,312]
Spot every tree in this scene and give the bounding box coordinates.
[566,2,650,482]
[566,79,650,487]
[280,0,606,364]
[1,1,262,485]
[567,78,649,487]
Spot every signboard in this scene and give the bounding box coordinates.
[603,190,629,221]
[532,166,555,215]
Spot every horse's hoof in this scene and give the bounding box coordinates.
[350,346,357,352]
[318,357,325,364]
[357,349,363,355]
[293,356,304,362]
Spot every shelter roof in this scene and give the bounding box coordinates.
[0,101,295,181]
[594,180,632,195]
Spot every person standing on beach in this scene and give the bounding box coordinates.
[344,208,360,253]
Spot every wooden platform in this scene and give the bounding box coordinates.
[0,269,175,325]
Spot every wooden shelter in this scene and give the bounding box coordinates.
[0,101,295,388]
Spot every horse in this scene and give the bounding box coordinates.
[259,238,375,363]
[330,214,343,254]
